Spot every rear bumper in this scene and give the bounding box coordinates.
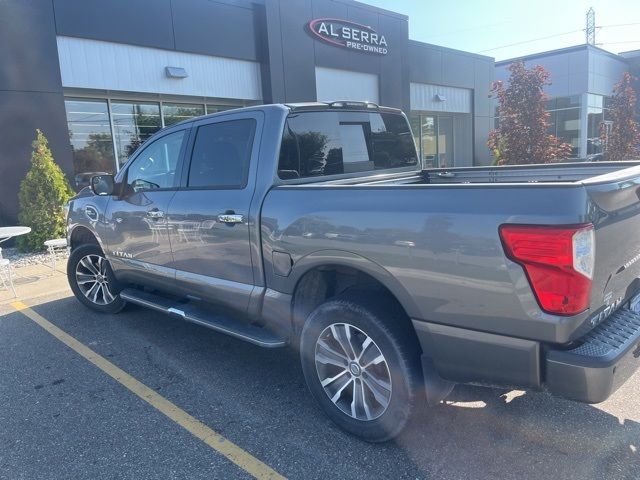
[545,307,640,403]
[413,306,640,403]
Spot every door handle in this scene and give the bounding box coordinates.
[147,209,165,219]
[217,214,244,224]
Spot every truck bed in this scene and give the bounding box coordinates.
[422,161,640,184]
[264,160,640,345]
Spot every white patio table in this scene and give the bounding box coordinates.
[0,226,30,296]
[0,226,31,244]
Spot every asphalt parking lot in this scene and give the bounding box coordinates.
[1,289,639,480]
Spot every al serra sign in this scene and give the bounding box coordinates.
[307,18,388,55]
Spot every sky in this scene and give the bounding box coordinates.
[364,0,640,60]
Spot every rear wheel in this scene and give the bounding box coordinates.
[67,244,126,314]
[300,292,422,442]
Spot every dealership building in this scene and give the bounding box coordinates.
[0,0,495,224]
[495,45,640,158]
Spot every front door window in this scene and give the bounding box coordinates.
[126,130,186,192]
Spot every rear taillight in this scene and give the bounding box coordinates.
[499,224,595,316]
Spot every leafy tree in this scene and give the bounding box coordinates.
[488,60,572,165]
[601,72,640,160]
[16,130,75,252]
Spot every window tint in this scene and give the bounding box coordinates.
[126,130,186,192]
[188,119,256,188]
[278,111,418,179]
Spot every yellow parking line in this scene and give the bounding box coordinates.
[11,301,286,480]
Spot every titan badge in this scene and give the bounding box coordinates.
[589,293,623,328]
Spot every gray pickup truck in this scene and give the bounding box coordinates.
[67,102,640,442]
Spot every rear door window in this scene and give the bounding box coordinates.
[188,119,256,188]
[278,111,418,179]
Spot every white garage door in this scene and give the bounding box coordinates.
[315,67,379,104]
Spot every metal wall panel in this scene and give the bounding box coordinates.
[264,0,408,110]
[315,67,380,103]
[53,0,175,51]
[57,36,263,100]
[589,50,628,96]
[172,0,259,61]
[410,83,472,113]
[0,0,71,224]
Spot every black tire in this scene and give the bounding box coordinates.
[67,244,126,314]
[300,291,422,442]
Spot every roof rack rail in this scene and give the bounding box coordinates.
[285,101,401,114]
[328,101,380,109]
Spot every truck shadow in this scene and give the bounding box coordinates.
[395,384,640,480]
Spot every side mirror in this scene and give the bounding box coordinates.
[75,171,108,190]
[90,174,115,196]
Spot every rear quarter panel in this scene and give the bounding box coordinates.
[261,183,593,343]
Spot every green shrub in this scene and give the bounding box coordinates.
[16,130,74,252]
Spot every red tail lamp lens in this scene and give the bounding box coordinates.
[499,224,594,316]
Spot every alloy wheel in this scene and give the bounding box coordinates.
[75,254,117,305]
[314,323,392,421]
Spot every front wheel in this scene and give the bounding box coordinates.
[67,244,126,314]
[300,292,422,442]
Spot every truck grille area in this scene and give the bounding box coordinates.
[569,308,640,358]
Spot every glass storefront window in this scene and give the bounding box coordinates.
[546,110,557,136]
[421,116,437,168]
[162,103,205,126]
[409,115,421,157]
[206,104,240,114]
[587,94,604,109]
[556,108,581,156]
[111,101,162,166]
[544,96,585,157]
[65,97,260,170]
[65,99,116,175]
[587,109,604,154]
[437,117,454,168]
[410,113,469,168]
[556,95,581,109]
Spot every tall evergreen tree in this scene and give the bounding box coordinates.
[16,130,75,252]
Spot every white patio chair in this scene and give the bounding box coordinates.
[0,248,16,297]
[44,238,68,275]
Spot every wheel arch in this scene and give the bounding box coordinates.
[287,251,454,406]
[287,251,420,336]
[68,225,104,252]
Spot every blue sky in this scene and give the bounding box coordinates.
[365,0,640,60]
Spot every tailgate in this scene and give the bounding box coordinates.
[583,164,640,315]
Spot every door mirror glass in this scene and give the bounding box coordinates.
[91,174,115,196]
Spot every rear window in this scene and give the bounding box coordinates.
[277,111,418,179]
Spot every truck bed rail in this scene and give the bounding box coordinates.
[424,161,640,184]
